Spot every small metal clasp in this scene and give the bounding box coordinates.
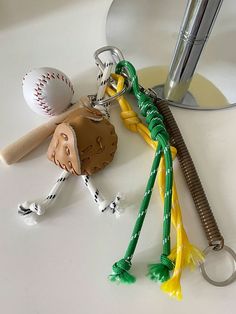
[92,46,131,106]
[94,46,125,71]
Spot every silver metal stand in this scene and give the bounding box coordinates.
[164,0,223,102]
[106,0,233,110]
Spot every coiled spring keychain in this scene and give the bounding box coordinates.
[155,98,236,287]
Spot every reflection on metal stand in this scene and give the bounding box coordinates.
[106,0,235,110]
[161,0,223,106]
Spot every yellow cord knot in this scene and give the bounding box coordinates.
[120,110,140,131]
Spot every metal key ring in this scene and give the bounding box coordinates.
[199,245,236,286]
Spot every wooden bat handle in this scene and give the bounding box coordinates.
[0,122,56,165]
[0,97,89,165]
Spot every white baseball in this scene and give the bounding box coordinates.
[22,67,74,116]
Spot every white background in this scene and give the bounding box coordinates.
[0,0,236,313]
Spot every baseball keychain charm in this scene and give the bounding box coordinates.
[1,64,123,225]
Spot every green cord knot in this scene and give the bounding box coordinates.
[160,254,175,271]
[137,93,152,116]
[114,258,131,272]
[136,93,157,118]
[136,93,169,141]
[148,120,169,142]
[147,255,174,283]
[109,259,136,284]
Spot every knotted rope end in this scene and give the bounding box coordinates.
[18,201,46,226]
[18,202,38,226]
[147,254,174,283]
[109,272,136,284]
[109,259,136,284]
[100,193,125,217]
[147,263,170,283]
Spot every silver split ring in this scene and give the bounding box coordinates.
[88,81,129,106]
[199,245,236,287]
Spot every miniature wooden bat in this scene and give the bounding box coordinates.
[0,97,90,165]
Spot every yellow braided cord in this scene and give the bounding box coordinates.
[106,74,204,300]
[158,166,202,300]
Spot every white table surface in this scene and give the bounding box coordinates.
[0,1,236,313]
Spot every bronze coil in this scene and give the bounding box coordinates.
[156,99,224,250]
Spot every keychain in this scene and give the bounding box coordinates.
[1,45,235,298]
[0,65,123,224]
[93,46,236,298]
[95,48,203,300]
[98,46,236,290]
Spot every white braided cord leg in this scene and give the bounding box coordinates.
[81,175,124,215]
[93,60,113,118]
[18,170,70,225]
[81,58,125,216]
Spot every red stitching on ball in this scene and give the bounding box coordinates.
[31,70,74,115]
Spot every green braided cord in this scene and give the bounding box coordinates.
[109,145,162,283]
[109,60,174,284]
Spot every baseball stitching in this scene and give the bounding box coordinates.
[23,71,74,115]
